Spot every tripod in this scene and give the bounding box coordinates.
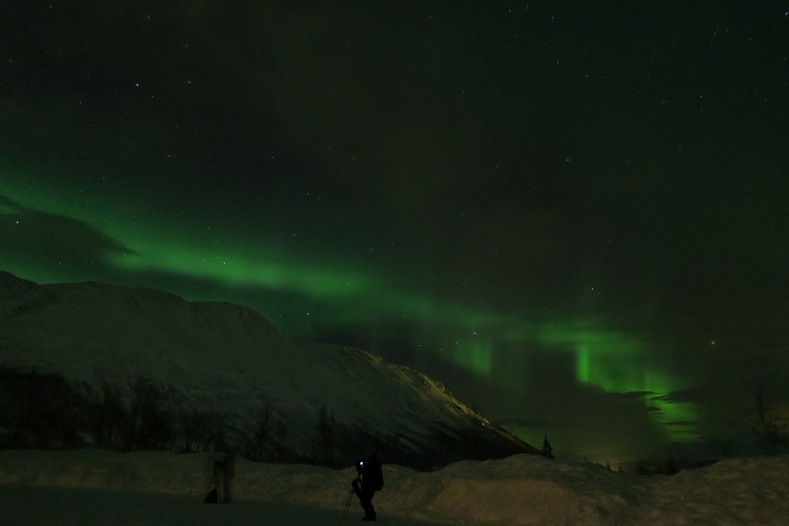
[203,465,222,503]
[342,487,355,519]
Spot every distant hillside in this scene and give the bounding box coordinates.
[0,271,538,468]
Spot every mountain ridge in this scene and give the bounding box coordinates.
[0,271,538,468]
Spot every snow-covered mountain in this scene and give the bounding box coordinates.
[0,271,537,467]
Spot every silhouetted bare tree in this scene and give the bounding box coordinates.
[315,404,336,464]
[754,389,786,454]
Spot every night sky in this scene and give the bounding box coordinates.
[2,1,788,461]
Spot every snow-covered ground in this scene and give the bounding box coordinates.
[0,486,436,526]
[1,450,788,525]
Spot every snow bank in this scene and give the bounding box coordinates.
[1,450,788,525]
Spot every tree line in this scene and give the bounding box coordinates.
[0,368,366,466]
[0,367,463,469]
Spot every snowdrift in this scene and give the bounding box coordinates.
[1,450,788,525]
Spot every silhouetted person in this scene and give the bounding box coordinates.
[351,453,383,521]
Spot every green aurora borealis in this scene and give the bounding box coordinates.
[0,167,760,458]
[2,1,788,460]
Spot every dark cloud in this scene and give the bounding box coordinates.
[0,194,134,278]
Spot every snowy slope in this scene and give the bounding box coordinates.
[1,450,787,525]
[0,271,535,464]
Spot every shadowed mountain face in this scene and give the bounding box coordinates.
[0,271,537,468]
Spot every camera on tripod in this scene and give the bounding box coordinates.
[345,454,382,521]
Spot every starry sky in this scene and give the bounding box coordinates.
[2,1,788,461]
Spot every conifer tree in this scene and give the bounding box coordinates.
[541,435,554,459]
